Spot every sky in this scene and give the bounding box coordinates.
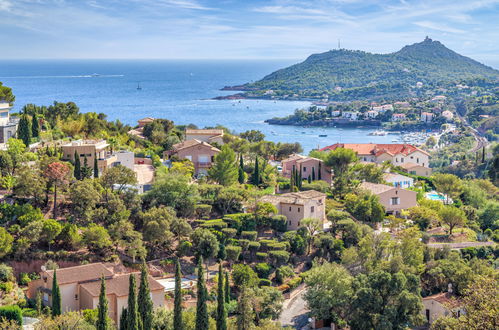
[0,0,498,67]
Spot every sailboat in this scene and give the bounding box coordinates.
[137,82,142,90]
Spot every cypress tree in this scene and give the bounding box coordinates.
[216,263,227,330]
[138,264,153,330]
[126,274,139,330]
[32,114,40,139]
[174,259,183,330]
[97,276,109,330]
[289,168,295,191]
[82,156,92,179]
[308,175,311,184]
[312,167,316,181]
[18,114,32,147]
[298,166,303,188]
[224,272,230,303]
[482,146,486,163]
[238,154,245,184]
[119,308,128,330]
[195,257,209,330]
[51,270,61,317]
[236,288,253,330]
[94,152,99,178]
[318,162,322,180]
[252,157,260,186]
[74,151,81,180]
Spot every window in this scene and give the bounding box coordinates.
[289,206,291,211]
[80,153,85,157]
[391,197,400,205]
[395,158,398,162]
[311,206,315,213]
[298,207,301,212]
[75,294,78,300]
[410,171,416,175]
[303,167,307,172]
[416,158,419,163]
[185,155,192,161]
[401,158,404,163]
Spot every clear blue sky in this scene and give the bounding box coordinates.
[1,0,498,67]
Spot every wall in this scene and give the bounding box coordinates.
[378,188,417,214]
[279,202,305,230]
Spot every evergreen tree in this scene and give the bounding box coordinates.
[51,270,62,316]
[252,157,260,186]
[312,167,316,181]
[94,153,99,178]
[208,145,239,186]
[126,274,139,330]
[216,263,227,330]
[138,264,153,330]
[298,166,303,188]
[81,156,92,179]
[119,308,128,330]
[174,259,183,330]
[195,257,209,330]
[236,288,253,330]
[36,291,42,316]
[74,151,81,180]
[32,114,40,138]
[218,243,226,260]
[224,272,230,303]
[289,168,295,191]
[18,114,32,147]
[97,276,109,330]
[308,175,311,184]
[482,146,486,163]
[238,154,245,184]
[318,162,322,180]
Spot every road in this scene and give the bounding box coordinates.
[279,287,310,329]
[428,241,495,249]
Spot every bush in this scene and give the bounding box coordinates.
[301,180,330,193]
[269,250,290,264]
[0,282,14,293]
[248,241,261,252]
[196,204,212,219]
[277,284,290,292]
[271,215,287,232]
[256,252,268,261]
[0,305,23,325]
[241,231,257,241]
[275,265,294,284]
[0,264,13,282]
[225,245,242,263]
[18,273,31,286]
[286,276,303,290]
[200,220,228,231]
[259,279,271,287]
[221,228,237,239]
[21,308,37,318]
[254,263,273,279]
[224,213,256,231]
[223,215,241,230]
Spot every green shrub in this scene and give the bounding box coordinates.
[269,250,290,264]
[287,276,303,290]
[268,242,288,251]
[196,204,212,218]
[223,215,241,230]
[248,241,261,252]
[276,266,294,285]
[259,239,278,248]
[0,305,23,325]
[254,263,273,279]
[224,213,256,231]
[221,228,237,239]
[301,180,330,193]
[200,220,228,231]
[259,279,271,287]
[241,231,257,241]
[0,264,13,282]
[18,273,31,286]
[256,252,268,261]
[225,245,242,263]
[271,215,287,232]
[0,282,14,293]
[21,308,37,318]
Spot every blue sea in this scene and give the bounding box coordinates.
[0,60,395,152]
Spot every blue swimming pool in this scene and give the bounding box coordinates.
[426,192,446,201]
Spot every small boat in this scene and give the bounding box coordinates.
[319,134,328,137]
[137,82,142,90]
[90,73,100,77]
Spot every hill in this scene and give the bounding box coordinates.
[222,37,499,100]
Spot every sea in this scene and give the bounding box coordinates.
[0,59,396,153]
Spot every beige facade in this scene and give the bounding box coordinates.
[27,263,166,326]
[422,292,463,325]
[360,182,417,215]
[167,139,220,176]
[185,129,224,145]
[260,190,326,230]
[400,162,433,177]
[62,140,110,175]
[281,154,332,184]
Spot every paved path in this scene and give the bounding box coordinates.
[279,287,310,329]
[428,241,495,249]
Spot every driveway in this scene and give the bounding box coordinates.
[279,287,310,329]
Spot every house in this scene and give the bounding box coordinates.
[383,172,414,188]
[391,113,406,121]
[320,143,430,169]
[330,110,341,117]
[0,101,19,144]
[399,162,432,177]
[185,128,224,145]
[366,110,379,119]
[421,112,434,123]
[422,291,463,325]
[62,140,110,174]
[127,118,155,139]
[441,110,454,121]
[381,104,394,111]
[260,190,326,231]
[98,150,135,172]
[342,111,358,120]
[432,95,447,102]
[137,117,155,128]
[281,154,332,184]
[166,139,220,177]
[394,101,410,109]
[27,263,165,326]
[360,182,417,215]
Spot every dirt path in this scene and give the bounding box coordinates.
[279,287,310,329]
[428,241,495,249]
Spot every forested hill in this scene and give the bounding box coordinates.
[224,38,499,100]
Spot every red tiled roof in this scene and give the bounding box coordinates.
[80,273,164,297]
[172,139,220,152]
[319,143,429,156]
[423,292,462,309]
[46,263,113,285]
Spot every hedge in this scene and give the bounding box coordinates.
[0,305,23,325]
[221,228,237,238]
[287,276,303,290]
[248,241,261,251]
[226,245,242,262]
[259,279,272,287]
[241,231,258,241]
[269,250,290,264]
[256,252,268,261]
[254,263,273,279]
[200,220,228,230]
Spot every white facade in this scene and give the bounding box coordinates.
[383,173,414,188]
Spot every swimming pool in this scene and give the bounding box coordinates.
[426,193,445,200]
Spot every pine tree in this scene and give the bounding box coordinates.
[126,274,139,330]
[18,114,32,147]
[318,162,322,180]
[119,308,128,330]
[81,156,92,179]
[32,114,40,139]
[74,151,81,180]
[97,277,109,330]
[312,167,316,181]
[218,243,226,260]
[252,157,260,186]
[174,259,183,330]
[51,270,61,317]
[138,264,153,330]
[195,257,209,330]
[94,152,99,178]
[224,272,230,303]
[216,263,227,330]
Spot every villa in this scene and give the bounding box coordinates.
[442,110,454,121]
[185,128,224,145]
[421,112,434,123]
[422,291,463,326]
[400,162,432,177]
[166,139,220,177]
[281,154,332,184]
[383,172,414,188]
[260,190,327,231]
[360,182,417,215]
[0,101,19,145]
[391,113,406,121]
[62,139,110,173]
[27,263,165,326]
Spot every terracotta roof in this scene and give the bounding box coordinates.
[319,143,429,156]
[80,273,164,297]
[282,154,307,163]
[138,117,155,122]
[172,139,220,152]
[185,129,224,136]
[46,263,113,285]
[423,292,462,309]
[261,190,326,205]
[399,162,424,169]
[360,182,395,194]
[383,173,412,181]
